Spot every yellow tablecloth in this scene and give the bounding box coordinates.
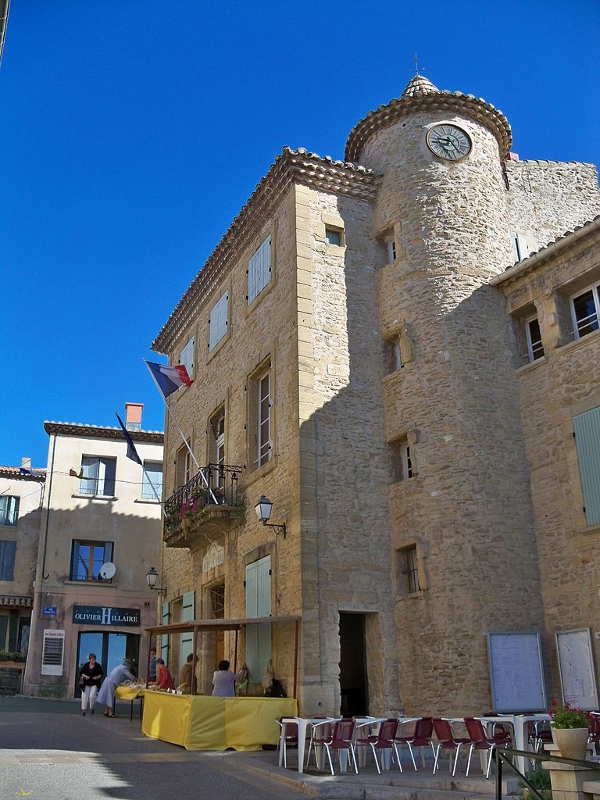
[115,686,144,700]
[141,690,297,751]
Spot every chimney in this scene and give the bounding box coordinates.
[21,457,32,471]
[125,402,143,432]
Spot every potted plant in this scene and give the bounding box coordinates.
[549,700,590,760]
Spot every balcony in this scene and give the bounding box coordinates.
[163,464,245,548]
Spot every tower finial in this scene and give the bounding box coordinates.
[400,74,439,98]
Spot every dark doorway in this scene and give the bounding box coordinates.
[339,612,368,716]
[74,631,139,697]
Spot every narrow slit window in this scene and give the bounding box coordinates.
[403,546,420,594]
[525,317,544,361]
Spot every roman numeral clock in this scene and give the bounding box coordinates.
[426,123,472,161]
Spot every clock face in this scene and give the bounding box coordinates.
[426,124,472,161]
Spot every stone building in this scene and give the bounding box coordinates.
[23,404,164,698]
[152,75,600,715]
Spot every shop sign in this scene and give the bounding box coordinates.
[42,606,57,616]
[72,605,140,627]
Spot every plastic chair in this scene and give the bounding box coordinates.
[304,716,337,768]
[464,717,510,778]
[356,718,400,774]
[432,719,470,776]
[394,717,434,771]
[276,718,298,768]
[310,718,358,775]
[588,713,600,749]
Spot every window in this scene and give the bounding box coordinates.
[208,292,229,350]
[390,439,414,481]
[384,337,403,373]
[257,370,271,467]
[142,461,163,500]
[0,496,19,526]
[511,233,534,262]
[248,236,272,304]
[402,546,420,594]
[175,444,192,489]
[571,285,600,339]
[70,540,114,581]
[387,239,397,262]
[325,227,342,246]
[573,407,600,526]
[0,541,16,581]
[525,317,544,361]
[209,409,225,486]
[178,336,195,379]
[79,456,116,497]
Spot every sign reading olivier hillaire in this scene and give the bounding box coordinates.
[72,605,141,626]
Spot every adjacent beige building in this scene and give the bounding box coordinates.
[23,404,164,698]
[151,75,600,716]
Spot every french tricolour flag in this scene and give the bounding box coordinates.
[145,360,193,398]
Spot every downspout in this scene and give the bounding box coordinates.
[41,433,57,580]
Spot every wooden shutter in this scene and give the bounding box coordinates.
[573,407,600,525]
[0,541,16,581]
[248,236,271,304]
[41,629,65,676]
[179,591,195,666]
[245,556,271,682]
[208,293,229,350]
[179,337,195,378]
[161,602,170,664]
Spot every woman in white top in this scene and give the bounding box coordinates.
[212,660,243,697]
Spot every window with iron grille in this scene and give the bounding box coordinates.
[0,496,19,526]
[571,284,600,339]
[402,546,420,594]
[79,457,116,497]
[70,540,114,582]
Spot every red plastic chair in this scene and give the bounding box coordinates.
[310,718,358,775]
[356,718,400,774]
[588,713,600,748]
[393,717,434,771]
[464,717,510,778]
[432,719,470,776]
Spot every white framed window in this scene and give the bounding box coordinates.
[142,461,163,500]
[525,316,544,361]
[387,239,397,262]
[210,408,225,487]
[257,369,271,467]
[571,284,600,340]
[178,336,195,378]
[208,292,229,351]
[79,456,116,497]
[175,444,192,489]
[248,236,272,304]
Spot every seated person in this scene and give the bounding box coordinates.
[179,653,194,693]
[149,658,175,690]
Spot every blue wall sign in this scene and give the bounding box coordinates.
[42,606,57,616]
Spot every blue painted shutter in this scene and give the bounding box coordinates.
[245,556,271,682]
[209,293,229,350]
[0,541,16,580]
[161,602,170,665]
[573,407,600,526]
[179,591,195,667]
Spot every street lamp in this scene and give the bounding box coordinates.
[254,495,286,538]
[146,567,162,590]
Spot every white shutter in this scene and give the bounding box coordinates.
[208,293,229,350]
[41,629,65,676]
[179,337,195,378]
[248,236,271,304]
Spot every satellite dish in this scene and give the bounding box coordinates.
[99,562,116,580]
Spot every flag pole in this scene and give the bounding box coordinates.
[144,359,218,504]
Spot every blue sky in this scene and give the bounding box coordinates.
[1,0,598,467]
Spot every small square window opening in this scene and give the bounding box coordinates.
[325,227,342,246]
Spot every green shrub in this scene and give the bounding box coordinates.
[519,767,551,800]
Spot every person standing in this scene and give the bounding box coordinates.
[148,646,157,682]
[97,658,136,717]
[79,653,103,716]
[179,653,194,693]
[149,658,175,690]
[212,660,243,697]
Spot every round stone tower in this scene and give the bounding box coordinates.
[347,76,544,714]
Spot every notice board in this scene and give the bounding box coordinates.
[556,629,599,710]
[487,631,546,712]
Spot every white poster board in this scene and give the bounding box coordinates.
[556,629,599,710]
[487,631,546,712]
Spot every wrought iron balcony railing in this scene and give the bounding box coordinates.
[163,464,243,534]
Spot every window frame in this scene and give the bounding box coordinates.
[256,368,272,468]
[70,539,114,582]
[325,226,343,247]
[141,460,163,501]
[386,239,397,262]
[402,546,420,594]
[79,456,117,498]
[570,283,600,340]
[524,315,544,362]
[175,444,192,489]
[0,495,20,527]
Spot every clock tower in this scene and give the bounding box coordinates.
[345,76,545,713]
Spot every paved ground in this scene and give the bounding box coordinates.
[0,695,306,800]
